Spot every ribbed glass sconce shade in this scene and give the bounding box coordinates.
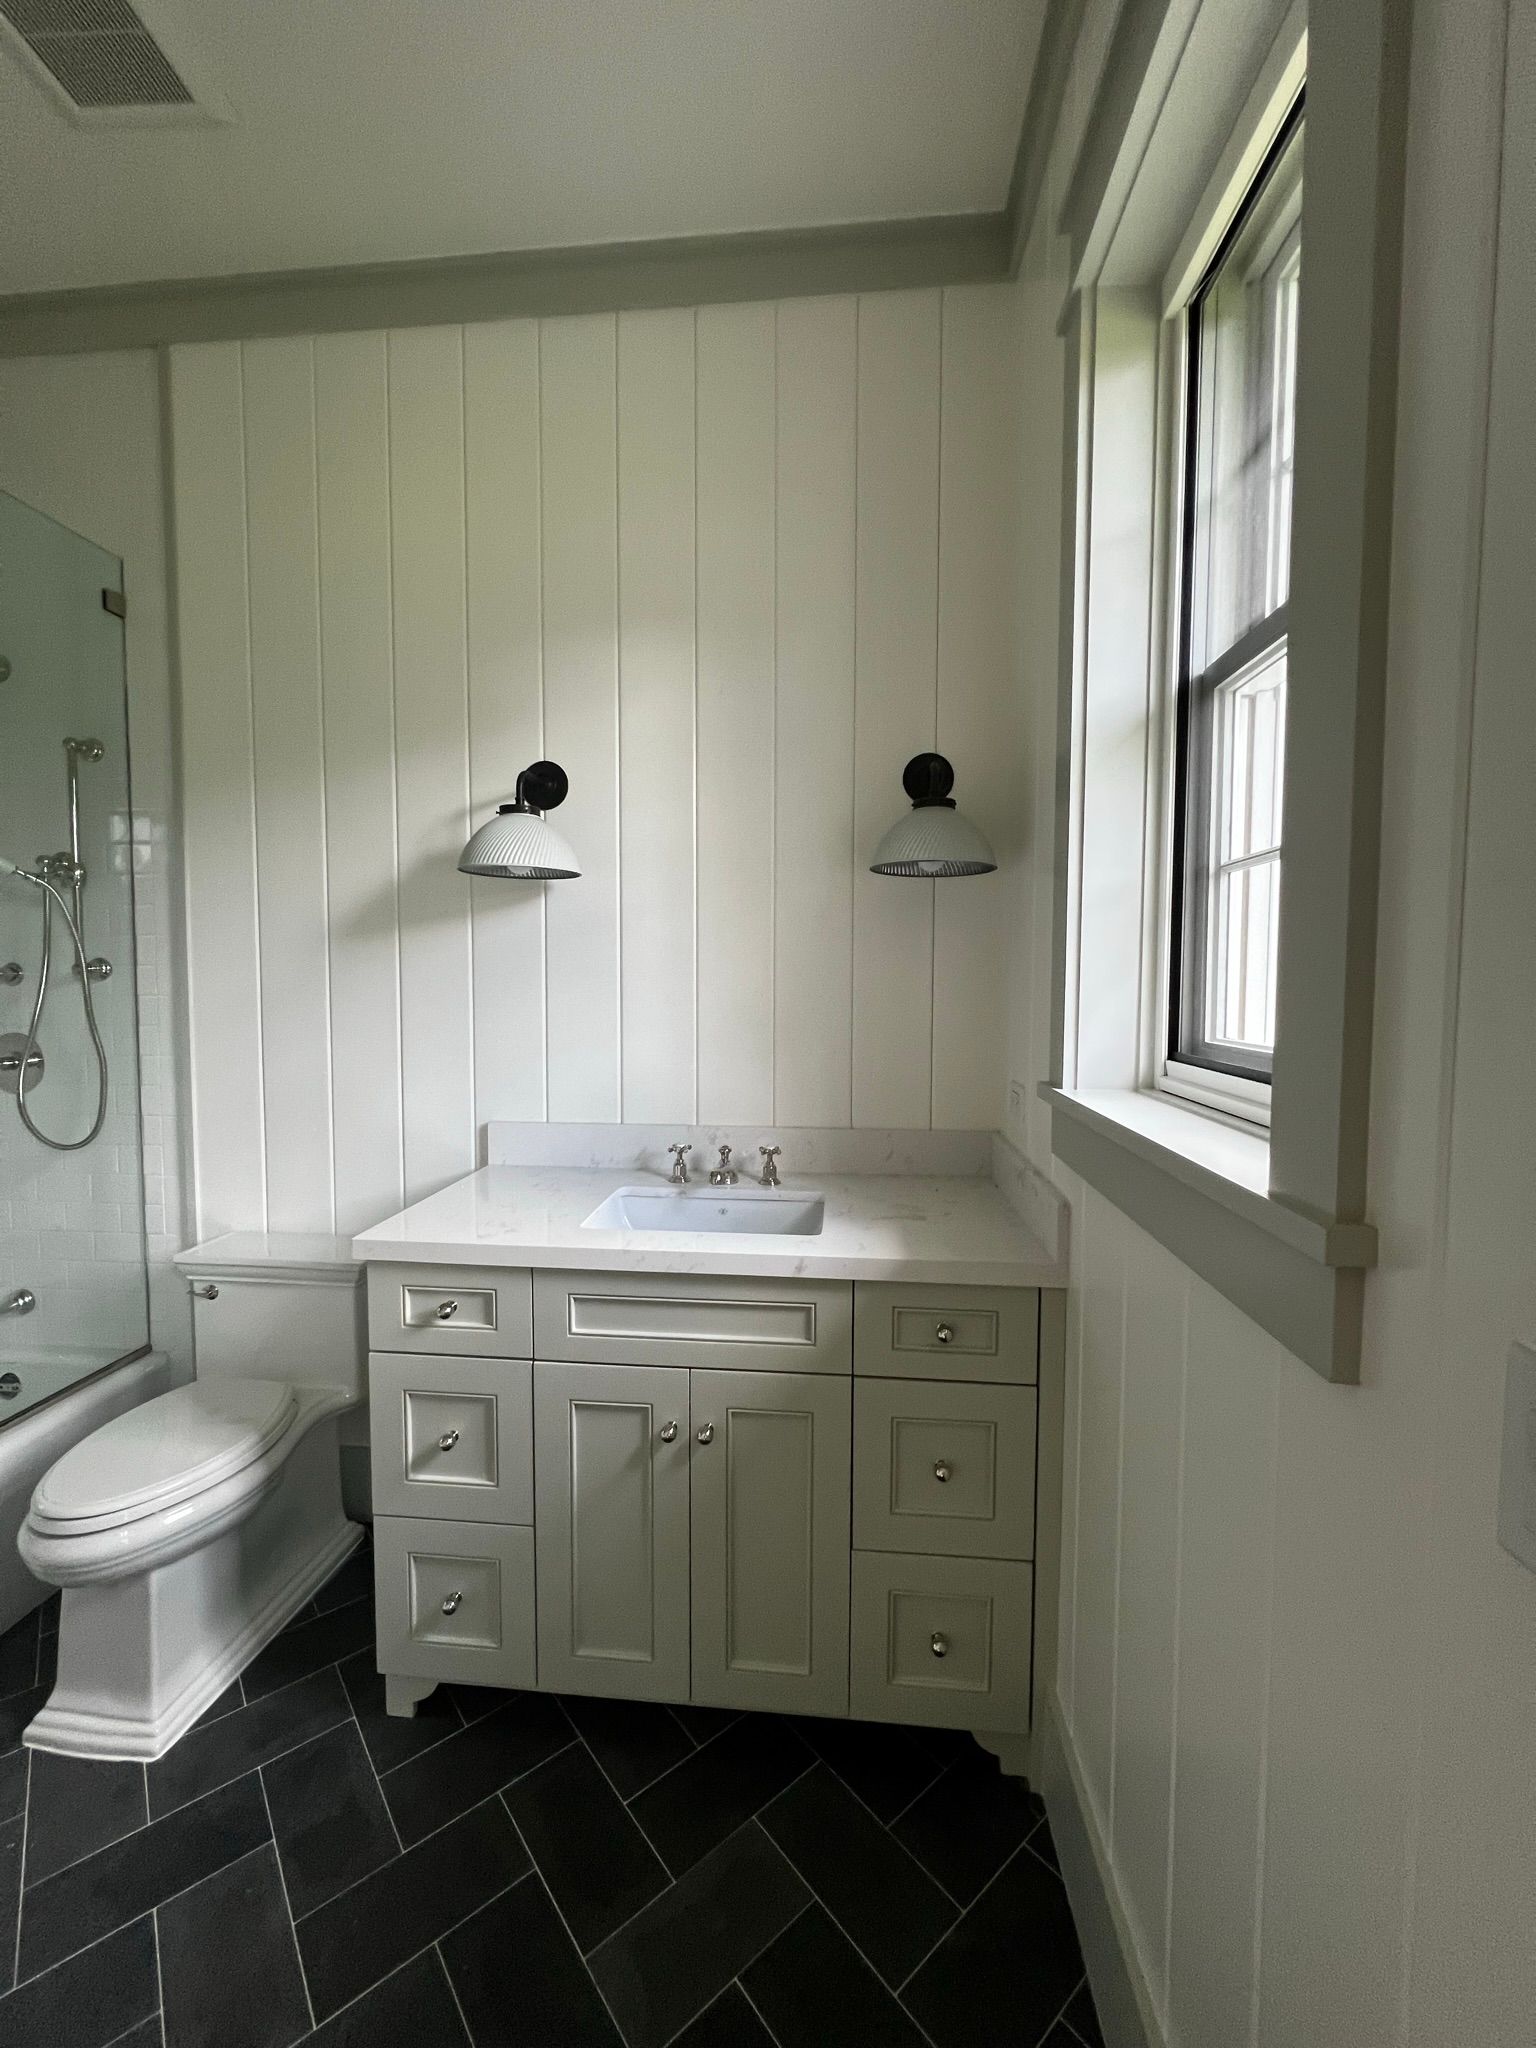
[870,752,997,878]
[457,760,579,879]
[458,810,580,880]
[870,806,996,877]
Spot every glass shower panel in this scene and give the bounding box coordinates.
[0,488,148,1421]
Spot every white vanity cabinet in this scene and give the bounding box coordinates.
[367,1262,1057,1762]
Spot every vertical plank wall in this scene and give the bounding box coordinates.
[169,284,1024,1237]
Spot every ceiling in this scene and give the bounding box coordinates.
[0,0,1045,297]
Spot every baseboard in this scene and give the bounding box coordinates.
[1040,1692,1166,2048]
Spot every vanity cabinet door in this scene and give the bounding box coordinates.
[689,1369,851,1717]
[533,1360,691,1702]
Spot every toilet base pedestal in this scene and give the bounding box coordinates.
[24,1416,362,1762]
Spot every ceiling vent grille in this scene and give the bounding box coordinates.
[0,0,223,119]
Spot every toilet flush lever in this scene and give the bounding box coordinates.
[2,1288,35,1316]
[193,1284,218,1301]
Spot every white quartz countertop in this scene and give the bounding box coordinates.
[352,1166,1064,1289]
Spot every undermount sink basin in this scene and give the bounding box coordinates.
[583,1185,826,1237]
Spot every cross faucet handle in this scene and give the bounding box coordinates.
[667,1142,692,1183]
[759,1145,782,1186]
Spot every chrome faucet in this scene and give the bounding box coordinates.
[759,1145,782,1187]
[667,1143,692,1184]
[709,1145,738,1187]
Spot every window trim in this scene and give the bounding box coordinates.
[1165,97,1304,1103]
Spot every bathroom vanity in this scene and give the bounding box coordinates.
[355,1159,1065,1773]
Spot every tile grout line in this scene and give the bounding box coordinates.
[432,1938,477,2047]
[789,1756,969,1915]
[881,1755,953,1830]
[564,1724,674,1886]
[617,1708,746,1809]
[10,1747,30,1985]
[256,1765,316,2034]
[734,1971,788,2048]
[653,1898,817,2048]
[745,1815,944,2048]
[1031,1972,1091,2048]
[346,1677,405,1857]
[149,1906,166,2047]
[499,1802,632,2045]
[302,1874,529,2035]
[895,1831,1039,2000]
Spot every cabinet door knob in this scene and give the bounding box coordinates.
[436,1298,459,1320]
[437,1430,460,1452]
[659,1419,678,1443]
[930,1631,949,1658]
[935,1322,954,1344]
[193,1284,219,1301]
[933,1459,951,1483]
[441,1591,463,1616]
[696,1422,715,1445]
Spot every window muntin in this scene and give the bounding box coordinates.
[1170,108,1303,1091]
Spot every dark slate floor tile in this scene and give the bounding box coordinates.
[560,1692,693,1801]
[903,1844,1085,2048]
[241,1599,376,1704]
[758,1764,954,1986]
[381,1692,572,1848]
[0,1746,28,1823]
[313,1547,374,1617]
[146,1668,350,1819]
[0,1687,49,1754]
[192,1681,245,1730]
[1028,1816,1061,1874]
[0,1613,39,1701]
[0,1913,158,2048]
[503,1742,668,1953]
[33,1636,56,1696]
[893,1748,1041,1905]
[19,1772,269,1982]
[1040,2028,1081,2046]
[36,1596,59,1641]
[447,1684,506,1726]
[1,1809,24,1994]
[628,1716,811,1877]
[295,1797,528,2022]
[671,1983,777,2047]
[26,1751,147,1887]
[304,1950,469,2047]
[157,1843,310,2048]
[261,1722,398,1919]
[787,1716,944,1824]
[669,1704,740,1747]
[587,1823,808,2048]
[741,1903,931,2048]
[1063,1975,1105,2046]
[338,1649,464,1777]
[101,2021,162,2048]
[441,1876,622,2048]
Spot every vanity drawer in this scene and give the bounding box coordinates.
[853,1282,1038,1384]
[854,1378,1035,1559]
[367,1263,532,1359]
[533,1269,852,1374]
[850,1551,1032,1733]
[374,1516,536,1690]
[368,1353,532,1524]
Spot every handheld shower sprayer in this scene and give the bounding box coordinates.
[0,851,110,1149]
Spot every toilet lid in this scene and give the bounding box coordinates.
[32,1379,300,1534]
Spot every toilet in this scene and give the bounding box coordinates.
[18,1234,366,1762]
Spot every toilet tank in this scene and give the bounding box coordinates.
[174,1234,365,1402]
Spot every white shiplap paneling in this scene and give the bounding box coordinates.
[169,285,1024,1234]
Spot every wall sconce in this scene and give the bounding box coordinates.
[870,754,996,878]
[458,761,580,879]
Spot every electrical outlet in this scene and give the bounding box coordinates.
[1498,1340,1536,1572]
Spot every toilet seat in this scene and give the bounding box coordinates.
[30,1379,300,1537]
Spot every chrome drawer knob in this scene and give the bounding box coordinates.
[194,1284,219,1301]
[933,1460,951,1483]
[437,1430,460,1452]
[436,1299,459,1320]
[696,1422,715,1445]
[441,1591,463,1616]
[935,1322,955,1344]
[930,1631,949,1659]
[659,1420,678,1443]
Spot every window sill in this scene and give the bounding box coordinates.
[1042,1084,1376,1382]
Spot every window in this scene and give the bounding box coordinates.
[1168,106,1304,1105]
